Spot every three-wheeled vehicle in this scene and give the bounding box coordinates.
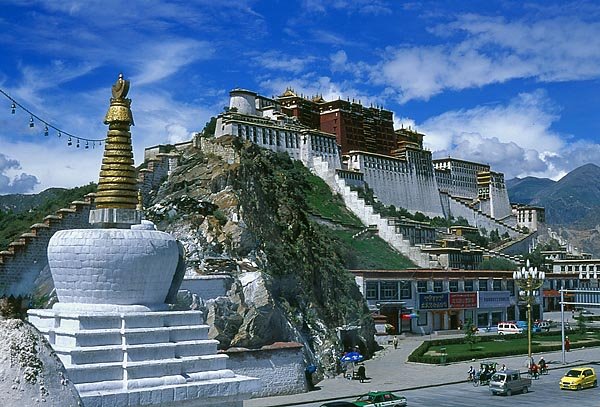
[473,361,498,386]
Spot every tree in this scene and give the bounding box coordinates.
[577,311,588,334]
[201,116,217,137]
[489,229,500,243]
[464,319,480,350]
[480,257,518,271]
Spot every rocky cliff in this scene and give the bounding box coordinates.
[0,318,81,406]
[145,137,376,373]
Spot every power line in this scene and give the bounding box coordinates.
[0,87,106,149]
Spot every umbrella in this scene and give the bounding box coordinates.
[340,351,364,363]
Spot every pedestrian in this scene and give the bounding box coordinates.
[565,336,571,352]
[392,335,398,349]
[305,365,316,390]
[500,364,506,371]
[357,364,366,383]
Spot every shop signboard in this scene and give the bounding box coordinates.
[449,292,478,309]
[419,293,449,310]
[478,291,511,308]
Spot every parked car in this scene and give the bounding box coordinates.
[497,322,523,335]
[559,367,597,390]
[489,369,532,396]
[535,320,551,332]
[353,391,407,406]
[516,320,541,333]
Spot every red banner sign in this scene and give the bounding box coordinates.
[449,292,478,309]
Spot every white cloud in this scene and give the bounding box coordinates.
[0,153,39,194]
[259,75,378,107]
[132,40,214,86]
[302,0,392,15]
[414,90,576,179]
[330,50,348,72]
[393,116,416,132]
[374,14,600,102]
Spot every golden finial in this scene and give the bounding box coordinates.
[94,74,138,210]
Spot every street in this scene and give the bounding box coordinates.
[294,365,600,407]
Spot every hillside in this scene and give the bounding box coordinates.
[530,163,600,226]
[506,176,555,204]
[144,137,409,369]
[507,163,600,255]
[0,188,76,213]
[0,184,97,250]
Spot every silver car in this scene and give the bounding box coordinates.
[489,369,532,396]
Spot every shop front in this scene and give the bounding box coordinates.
[418,293,449,332]
[478,291,511,328]
[449,292,478,329]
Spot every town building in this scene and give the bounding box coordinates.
[512,204,546,232]
[352,268,585,334]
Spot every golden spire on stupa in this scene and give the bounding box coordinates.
[94,73,138,209]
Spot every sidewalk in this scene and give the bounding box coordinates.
[244,332,599,407]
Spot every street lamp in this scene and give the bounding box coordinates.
[513,260,546,368]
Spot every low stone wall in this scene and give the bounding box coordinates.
[0,196,95,297]
[180,275,232,300]
[224,342,307,397]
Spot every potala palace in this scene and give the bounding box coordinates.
[208,88,540,250]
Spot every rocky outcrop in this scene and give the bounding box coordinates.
[0,318,81,406]
[146,140,376,374]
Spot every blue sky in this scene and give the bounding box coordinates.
[1,0,600,194]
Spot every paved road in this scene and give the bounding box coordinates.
[245,311,598,407]
[286,365,600,407]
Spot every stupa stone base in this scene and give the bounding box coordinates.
[89,208,143,227]
[28,309,260,407]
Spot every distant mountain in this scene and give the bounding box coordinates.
[507,163,600,255]
[0,188,68,214]
[506,176,556,204]
[529,163,600,227]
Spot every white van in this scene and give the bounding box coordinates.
[497,322,523,335]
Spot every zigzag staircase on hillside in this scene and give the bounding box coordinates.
[310,156,432,268]
[0,194,96,298]
[441,191,523,235]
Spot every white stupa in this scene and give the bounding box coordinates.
[28,74,260,406]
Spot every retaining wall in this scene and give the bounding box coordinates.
[224,342,307,397]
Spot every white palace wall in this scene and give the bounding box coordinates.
[489,183,512,220]
[213,105,516,237]
[216,115,341,172]
[347,152,444,218]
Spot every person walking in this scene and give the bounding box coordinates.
[392,335,398,349]
[565,336,571,352]
[357,364,366,383]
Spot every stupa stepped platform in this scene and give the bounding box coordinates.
[28,309,260,406]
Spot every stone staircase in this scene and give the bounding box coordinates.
[28,309,258,406]
[441,191,523,237]
[466,240,523,264]
[0,193,96,298]
[351,226,378,239]
[310,156,431,268]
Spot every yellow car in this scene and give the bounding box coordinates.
[559,367,597,390]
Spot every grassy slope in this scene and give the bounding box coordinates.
[304,173,415,270]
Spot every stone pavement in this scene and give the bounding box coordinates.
[245,325,599,407]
